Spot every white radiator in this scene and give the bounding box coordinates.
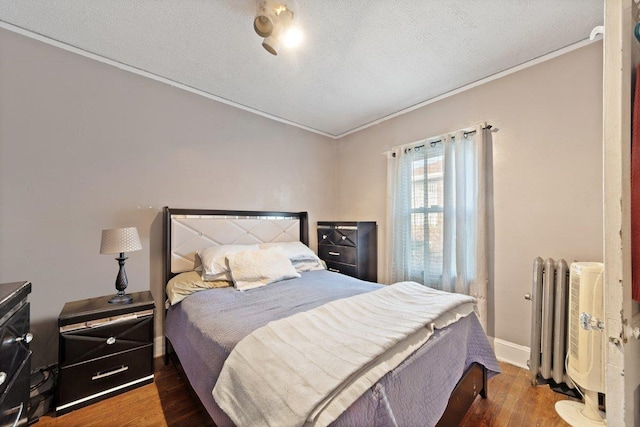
[527,257,574,388]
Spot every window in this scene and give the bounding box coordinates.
[407,146,444,286]
[387,125,489,329]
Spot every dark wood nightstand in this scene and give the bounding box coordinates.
[317,221,377,282]
[55,291,155,415]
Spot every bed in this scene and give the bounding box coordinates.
[162,207,500,426]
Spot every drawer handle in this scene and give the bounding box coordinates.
[106,336,116,345]
[342,236,347,240]
[92,365,129,381]
[16,332,33,344]
[10,402,23,427]
[328,252,340,256]
[0,371,6,386]
[322,234,327,239]
[328,268,340,273]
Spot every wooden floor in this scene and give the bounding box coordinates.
[35,359,572,427]
[459,363,572,427]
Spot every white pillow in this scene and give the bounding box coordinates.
[198,245,259,281]
[292,259,326,272]
[166,271,230,305]
[259,241,320,262]
[227,247,300,291]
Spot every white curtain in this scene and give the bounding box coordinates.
[387,124,488,330]
[386,139,444,286]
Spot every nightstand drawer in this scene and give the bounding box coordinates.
[60,315,153,366]
[57,344,153,407]
[319,245,356,265]
[325,261,357,277]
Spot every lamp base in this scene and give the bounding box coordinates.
[108,294,133,304]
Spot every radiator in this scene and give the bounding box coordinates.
[527,257,574,388]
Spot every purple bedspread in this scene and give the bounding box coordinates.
[164,270,500,426]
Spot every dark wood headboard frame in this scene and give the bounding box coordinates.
[162,206,309,288]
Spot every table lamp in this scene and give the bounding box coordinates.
[100,227,142,304]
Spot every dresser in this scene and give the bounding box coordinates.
[56,291,155,415]
[0,281,32,427]
[317,221,377,282]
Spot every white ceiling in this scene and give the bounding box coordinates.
[0,1,603,138]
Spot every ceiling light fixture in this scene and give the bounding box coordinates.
[253,0,301,55]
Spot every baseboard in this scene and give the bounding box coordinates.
[491,337,530,370]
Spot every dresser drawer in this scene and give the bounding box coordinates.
[318,245,356,265]
[325,261,358,277]
[0,352,30,427]
[60,315,153,366]
[317,229,357,247]
[0,303,30,397]
[57,344,153,406]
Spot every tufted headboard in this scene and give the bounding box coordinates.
[162,207,309,285]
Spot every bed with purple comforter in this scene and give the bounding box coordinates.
[165,269,500,426]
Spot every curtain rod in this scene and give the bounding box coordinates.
[389,123,492,157]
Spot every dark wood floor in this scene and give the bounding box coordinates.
[459,363,572,427]
[35,359,571,426]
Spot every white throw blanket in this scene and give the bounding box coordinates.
[212,282,475,427]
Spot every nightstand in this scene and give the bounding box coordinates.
[55,291,155,415]
[317,221,377,282]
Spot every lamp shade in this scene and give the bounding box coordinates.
[100,227,142,254]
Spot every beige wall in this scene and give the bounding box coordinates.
[0,29,336,367]
[335,42,604,344]
[0,25,605,366]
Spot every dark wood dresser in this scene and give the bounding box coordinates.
[317,221,377,282]
[0,281,32,427]
[56,291,155,415]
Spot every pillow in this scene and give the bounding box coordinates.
[198,244,259,281]
[258,242,325,273]
[259,242,318,261]
[166,271,230,305]
[227,247,300,291]
[258,241,319,262]
[292,259,326,272]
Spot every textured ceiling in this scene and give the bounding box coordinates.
[0,1,603,138]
